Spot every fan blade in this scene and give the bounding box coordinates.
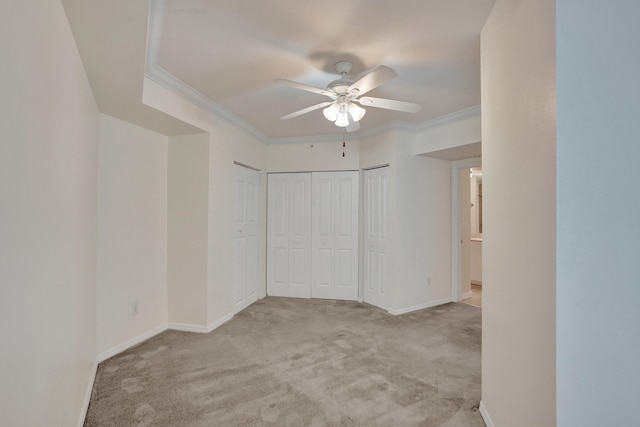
[348,65,397,96]
[280,101,333,120]
[274,79,336,98]
[357,96,421,113]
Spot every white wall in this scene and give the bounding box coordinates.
[359,131,396,169]
[556,1,640,425]
[470,240,482,285]
[394,132,452,312]
[97,114,168,359]
[358,129,452,314]
[359,131,397,309]
[412,107,481,156]
[206,126,268,326]
[480,1,556,426]
[0,1,99,425]
[167,133,210,328]
[145,80,268,329]
[267,139,360,172]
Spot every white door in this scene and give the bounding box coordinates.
[363,167,389,309]
[311,171,359,301]
[233,165,260,313]
[267,173,312,298]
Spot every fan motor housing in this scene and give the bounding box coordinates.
[327,79,353,94]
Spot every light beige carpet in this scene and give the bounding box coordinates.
[85,297,483,426]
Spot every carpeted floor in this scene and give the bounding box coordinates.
[85,297,483,426]
[462,284,483,308]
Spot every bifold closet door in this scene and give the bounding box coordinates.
[233,165,260,314]
[363,166,389,309]
[311,171,359,301]
[267,173,312,298]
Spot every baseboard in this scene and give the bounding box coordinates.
[206,313,233,332]
[97,324,168,363]
[168,322,210,333]
[169,312,233,334]
[387,297,453,315]
[461,291,473,300]
[77,360,98,427]
[479,400,495,427]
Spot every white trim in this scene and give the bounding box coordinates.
[97,325,168,363]
[479,401,495,427]
[451,157,483,169]
[451,157,482,303]
[77,360,98,427]
[387,297,452,315]
[267,133,356,145]
[168,312,233,334]
[416,105,481,129]
[144,0,165,72]
[145,65,270,143]
[145,5,481,144]
[233,161,262,172]
[145,54,481,145]
[362,163,390,171]
[167,322,210,333]
[461,291,473,300]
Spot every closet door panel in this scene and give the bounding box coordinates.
[312,171,359,301]
[267,173,311,298]
[233,165,260,313]
[363,167,390,309]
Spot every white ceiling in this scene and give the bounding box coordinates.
[63,0,495,140]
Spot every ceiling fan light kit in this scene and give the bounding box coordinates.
[276,61,421,132]
[322,103,339,121]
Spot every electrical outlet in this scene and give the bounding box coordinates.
[132,301,139,316]
[427,277,431,286]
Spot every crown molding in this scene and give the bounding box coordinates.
[145,63,364,145]
[268,132,360,145]
[144,65,271,143]
[413,105,481,130]
[145,0,165,73]
[351,105,481,140]
[145,65,481,144]
[145,1,480,145]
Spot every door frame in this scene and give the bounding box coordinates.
[266,172,313,299]
[361,164,390,309]
[451,157,481,302]
[266,170,359,301]
[232,162,262,314]
[311,171,359,301]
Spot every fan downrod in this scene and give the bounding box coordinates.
[334,61,353,75]
[327,62,354,94]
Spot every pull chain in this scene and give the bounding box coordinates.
[342,130,346,157]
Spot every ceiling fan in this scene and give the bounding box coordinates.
[275,61,421,132]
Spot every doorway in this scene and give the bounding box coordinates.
[466,167,483,307]
[451,158,482,303]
